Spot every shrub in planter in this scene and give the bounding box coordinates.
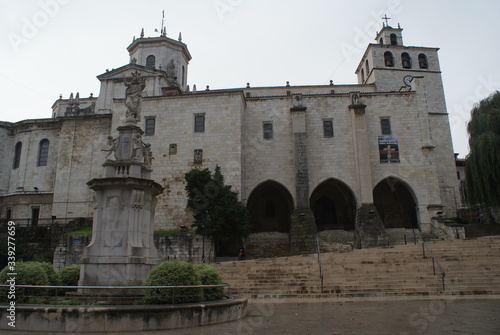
[0,261,49,302]
[58,265,80,294]
[142,260,202,304]
[194,264,224,301]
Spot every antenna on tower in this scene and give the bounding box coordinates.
[161,10,165,36]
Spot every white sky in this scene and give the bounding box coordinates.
[1,0,499,158]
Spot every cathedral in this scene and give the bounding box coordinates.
[0,23,461,252]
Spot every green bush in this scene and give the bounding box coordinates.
[0,261,49,302]
[38,262,61,286]
[194,264,224,301]
[59,265,80,286]
[58,265,80,294]
[142,260,202,304]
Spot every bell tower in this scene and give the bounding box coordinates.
[127,29,192,91]
[355,20,444,112]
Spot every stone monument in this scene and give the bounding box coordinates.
[79,71,163,294]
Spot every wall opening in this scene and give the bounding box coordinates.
[247,181,294,233]
[373,177,418,229]
[310,179,356,231]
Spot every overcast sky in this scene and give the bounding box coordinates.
[1,0,499,158]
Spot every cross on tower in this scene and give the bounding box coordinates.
[382,14,391,26]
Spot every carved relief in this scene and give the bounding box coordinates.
[103,196,123,248]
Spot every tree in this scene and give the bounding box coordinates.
[464,91,500,208]
[184,166,251,255]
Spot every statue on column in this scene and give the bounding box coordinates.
[124,71,146,122]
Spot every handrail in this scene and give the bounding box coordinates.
[413,229,446,291]
[315,235,324,294]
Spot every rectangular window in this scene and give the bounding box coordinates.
[323,120,334,137]
[381,118,392,135]
[263,122,273,139]
[194,114,205,133]
[145,117,156,135]
[6,208,12,221]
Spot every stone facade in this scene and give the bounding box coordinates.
[1,25,461,251]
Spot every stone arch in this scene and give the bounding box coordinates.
[401,52,412,69]
[310,179,357,231]
[418,53,428,69]
[384,51,394,67]
[247,180,294,233]
[373,177,418,229]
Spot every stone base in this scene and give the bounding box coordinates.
[355,204,389,249]
[0,298,248,332]
[79,256,160,295]
[289,208,318,254]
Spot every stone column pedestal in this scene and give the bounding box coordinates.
[79,177,163,294]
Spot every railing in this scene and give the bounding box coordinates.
[412,229,446,291]
[0,284,231,306]
[1,217,89,227]
[315,236,324,294]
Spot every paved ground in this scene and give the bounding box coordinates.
[4,296,500,335]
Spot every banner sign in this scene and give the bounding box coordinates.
[378,136,400,163]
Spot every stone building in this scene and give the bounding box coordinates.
[0,24,460,252]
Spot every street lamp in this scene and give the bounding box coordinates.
[201,224,205,263]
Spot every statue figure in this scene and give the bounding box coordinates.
[124,71,146,121]
[166,59,176,78]
[143,143,154,166]
[131,133,143,160]
[351,93,361,105]
[102,136,118,160]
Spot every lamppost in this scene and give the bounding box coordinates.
[201,224,205,263]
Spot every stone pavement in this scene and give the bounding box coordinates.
[4,296,500,335]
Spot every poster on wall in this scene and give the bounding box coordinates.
[378,135,400,163]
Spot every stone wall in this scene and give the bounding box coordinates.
[53,232,214,270]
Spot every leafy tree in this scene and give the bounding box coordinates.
[185,166,251,255]
[465,91,500,208]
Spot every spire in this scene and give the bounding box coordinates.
[140,28,144,38]
[178,32,182,42]
[162,26,166,37]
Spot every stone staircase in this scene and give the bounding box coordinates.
[213,236,500,299]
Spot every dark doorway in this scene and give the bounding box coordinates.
[247,181,294,233]
[373,178,418,229]
[31,207,40,226]
[310,179,357,231]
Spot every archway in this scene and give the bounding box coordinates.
[310,179,357,231]
[373,177,418,229]
[247,181,294,233]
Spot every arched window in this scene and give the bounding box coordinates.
[38,139,50,166]
[13,142,22,169]
[366,59,370,73]
[390,33,397,45]
[384,51,394,67]
[182,65,185,86]
[146,55,156,68]
[401,52,412,69]
[380,37,384,45]
[418,53,428,69]
[361,68,365,83]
